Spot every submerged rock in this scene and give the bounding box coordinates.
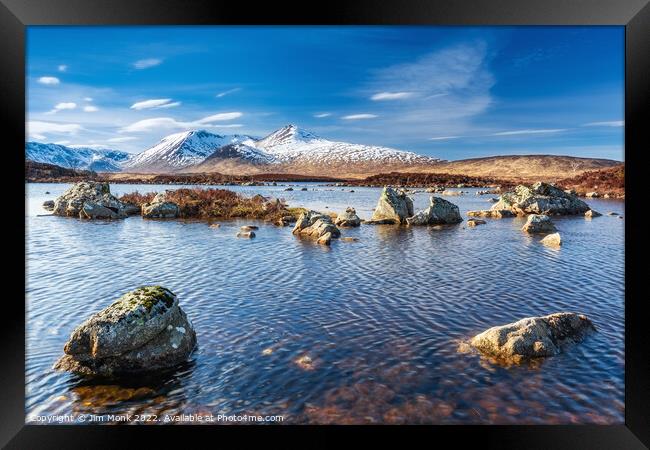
[52,181,130,219]
[142,192,180,219]
[42,200,55,210]
[406,196,462,226]
[541,232,562,247]
[522,214,557,234]
[370,187,413,224]
[334,207,361,227]
[293,210,341,239]
[584,209,602,218]
[317,232,332,245]
[470,312,595,362]
[467,219,486,227]
[237,231,256,238]
[54,286,196,376]
[492,182,590,215]
[240,225,259,231]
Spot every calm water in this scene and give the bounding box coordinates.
[26,182,625,424]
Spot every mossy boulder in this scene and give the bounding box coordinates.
[54,286,196,376]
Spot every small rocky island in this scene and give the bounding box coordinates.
[54,286,196,376]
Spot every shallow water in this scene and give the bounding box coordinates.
[26,182,625,424]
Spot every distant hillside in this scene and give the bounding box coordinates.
[427,155,621,181]
[26,161,97,182]
[557,164,624,197]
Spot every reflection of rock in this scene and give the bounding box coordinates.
[334,207,361,227]
[492,182,589,215]
[406,197,462,226]
[584,209,602,218]
[54,286,196,376]
[467,209,515,218]
[53,182,130,219]
[541,232,562,247]
[370,187,413,224]
[341,237,359,243]
[237,231,256,238]
[72,385,156,407]
[142,192,180,219]
[470,312,595,362]
[522,214,557,234]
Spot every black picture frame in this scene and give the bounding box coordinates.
[3,0,648,447]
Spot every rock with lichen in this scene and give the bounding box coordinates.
[492,182,589,215]
[292,210,340,239]
[370,187,413,224]
[522,214,557,234]
[142,192,180,219]
[334,207,361,227]
[541,232,562,247]
[52,181,131,219]
[470,312,595,362]
[406,196,462,226]
[54,286,196,376]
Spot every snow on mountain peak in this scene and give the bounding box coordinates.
[255,124,320,149]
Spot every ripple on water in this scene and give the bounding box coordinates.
[26,183,624,424]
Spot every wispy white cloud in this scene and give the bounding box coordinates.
[314,113,331,118]
[132,58,163,69]
[370,91,414,101]
[491,129,566,136]
[27,121,83,140]
[58,65,67,72]
[130,98,180,110]
[120,111,243,133]
[342,114,378,120]
[83,97,93,102]
[38,76,60,86]
[107,136,137,143]
[46,102,77,114]
[83,105,99,112]
[582,120,624,127]
[216,88,241,98]
[429,136,461,141]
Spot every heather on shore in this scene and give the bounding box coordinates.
[119,188,298,222]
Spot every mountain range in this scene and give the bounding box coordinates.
[25,124,621,179]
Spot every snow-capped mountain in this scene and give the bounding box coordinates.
[25,142,131,172]
[250,124,439,165]
[123,130,255,172]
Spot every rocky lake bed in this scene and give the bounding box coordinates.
[26,181,625,424]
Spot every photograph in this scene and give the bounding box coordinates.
[24,25,626,426]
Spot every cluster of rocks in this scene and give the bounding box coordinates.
[366,187,462,226]
[469,312,595,362]
[292,210,342,245]
[491,182,590,215]
[51,182,139,220]
[54,286,196,377]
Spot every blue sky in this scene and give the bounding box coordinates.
[26,26,624,160]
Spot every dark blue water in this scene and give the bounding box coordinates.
[26,182,625,424]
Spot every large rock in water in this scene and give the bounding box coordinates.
[405,196,462,226]
[334,207,361,227]
[54,286,196,376]
[52,181,132,219]
[293,210,341,239]
[142,192,180,219]
[522,214,557,234]
[370,187,414,224]
[491,182,589,215]
[470,312,595,362]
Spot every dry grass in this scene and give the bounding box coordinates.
[119,188,293,221]
[557,164,625,197]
